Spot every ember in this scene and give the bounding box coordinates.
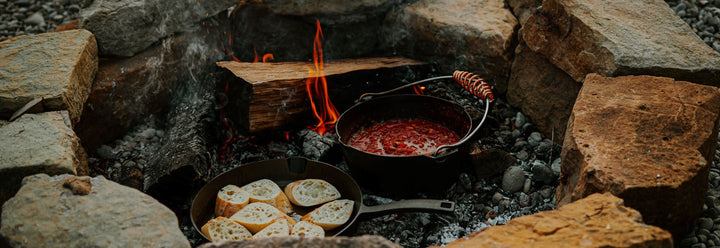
[347,119,460,156]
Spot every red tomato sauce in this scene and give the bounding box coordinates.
[347,119,461,156]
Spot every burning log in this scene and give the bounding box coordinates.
[217,57,425,133]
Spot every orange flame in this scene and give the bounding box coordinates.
[306,20,339,135]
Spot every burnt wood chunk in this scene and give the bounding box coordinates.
[217,57,425,133]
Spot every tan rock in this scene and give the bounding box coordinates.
[381,0,518,94]
[0,174,191,248]
[507,42,581,144]
[521,0,720,86]
[0,29,98,125]
[0,111,88,206]
[198,235,402,248]
[440,193,673,248]
[557,74,720,237]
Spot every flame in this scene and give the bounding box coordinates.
[306,20,339,136]
[413,86,426,95]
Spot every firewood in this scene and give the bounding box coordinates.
[216,57,425,133]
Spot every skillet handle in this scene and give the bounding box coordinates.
[358,199,455,218]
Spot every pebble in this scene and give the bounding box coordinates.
[492,192,504,204]
[502,166,526,193]
[551,157,562,176]
[514,112,526,129]
[24,12,45,27]
[531,161,555,184]
[701,218,715,230]
[516,150,529,161]
[529,132,543,143]
[523,178,532,193]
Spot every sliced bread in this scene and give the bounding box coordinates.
[301,199,354,231]
[214,184,251,218]
[284,179,341,207]
[241,179,293,214]
[252,218,291,239]
[290,220,325,238]
[201,217,252,241]
[230,202,282,233]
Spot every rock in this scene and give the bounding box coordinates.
[521,0,720,86]
[261,0,400,17]
[50,19,79,33]
[79,0,237,56]
[62,176,92,195]
[471,146,517,179]
[24,12,45,26]
[0,174,190,248]
[198,235,402,248]
[531,162,555,184]
[439,193,673,248]
[0,29,98,125]
[502,166,525,193]
[76,22,227,152]
[380,0,518,94]
[557,74,720,238]
[229,3,384,62]
[551,157,562,176]
[0,111,87,206]
[507,43,581,144]
[506,0,542,25]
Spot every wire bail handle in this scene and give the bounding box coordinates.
[356,71,495,157]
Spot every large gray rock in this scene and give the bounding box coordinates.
[0,30,98,125]
[380,0,518,94]
[79,0,237,56]
[0,111,87,207]
[521,0,720,86]
[0,174,190,248]
[229,3,385,62]
[507,43,580,144]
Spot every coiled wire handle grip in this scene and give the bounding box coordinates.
[354,71,494,157]
[452,71,494,102]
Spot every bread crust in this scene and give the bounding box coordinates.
[241,179,293,214]
[201,217,252,241]
[214,185,250,218]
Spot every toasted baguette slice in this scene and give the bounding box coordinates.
[284,179,341,207]
[301,199,354,231]
[291,220,325,238]
[241,179,293,214]
[201,217,252,241]
[252,218,291,239]
[230,202,296,233]
[215,185,251,218]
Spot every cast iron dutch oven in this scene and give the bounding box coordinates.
[191,157,455,240]
[335,71,494,195]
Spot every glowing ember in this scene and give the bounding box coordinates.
[306,20,339,136]
[413,85,426,95]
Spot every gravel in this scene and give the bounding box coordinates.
[667,0,720,52]
[0,0,80,41]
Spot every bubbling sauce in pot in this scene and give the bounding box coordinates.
[347,119,461,156]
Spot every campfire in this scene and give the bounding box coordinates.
[2,0,720,248]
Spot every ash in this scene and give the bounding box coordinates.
[88,116,165,190]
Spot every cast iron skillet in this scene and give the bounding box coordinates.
[191,157,455,240]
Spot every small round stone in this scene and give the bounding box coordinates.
[502,166,525,194]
